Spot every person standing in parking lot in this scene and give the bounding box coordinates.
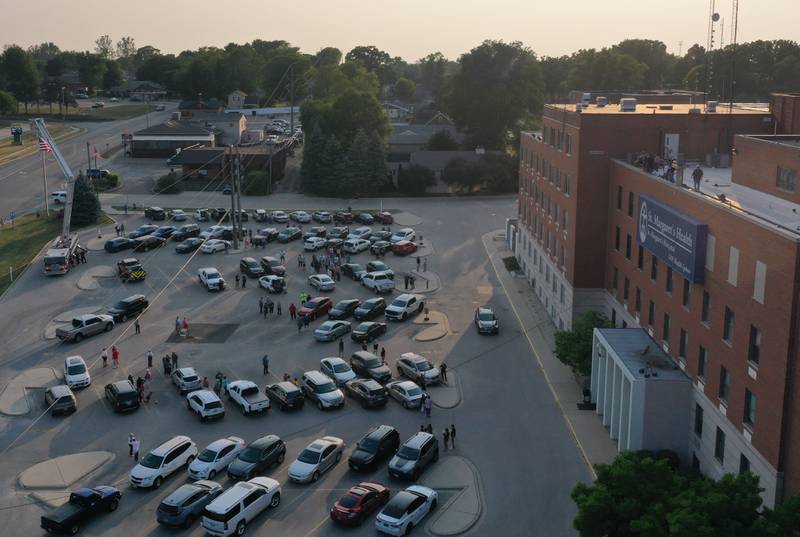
[259,297,264,314]
[289,303,297,320]
[101,347,108,368]
[443,429,450,450]
[262,354,269,375]
[424,395,432,418]
[338,339,344,357]
[146,349,153,368]
[277,302,282,315]
[450,424,456,448]
[111,346,120,368]
[235,274,240,288]
[242,274,247,288]
[134,318,141,334]
[128,434,135,456]
[171,351,178,369]
[131,437,140,462]
[175,316,181,335]
[440,362,448,383]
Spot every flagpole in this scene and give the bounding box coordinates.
[41,144,50,217]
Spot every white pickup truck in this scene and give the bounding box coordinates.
[226,380,270,415]
[198,267,225,291]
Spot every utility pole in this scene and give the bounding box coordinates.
[235,146,243,240]
[86,142,92,173]
[229,146,239,249]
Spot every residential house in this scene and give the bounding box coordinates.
[109,80,166,100]
[383,102,413,122]
[228,90,262,110]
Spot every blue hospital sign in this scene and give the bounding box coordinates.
[638,195,708,283]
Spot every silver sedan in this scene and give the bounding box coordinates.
[314,320,352,342]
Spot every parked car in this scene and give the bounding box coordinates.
[200,239,231,254]
[334,212,354,224]
[344,238,370,254]
[475,306,499,334]
[354,297,387,321]
[347,226,372,241]
[370,240,392,255]
[104,237,136,252]
[328,226,350,239]
[151,225,177,239]
[341,263,366,281]
[186,390,225,421]
[265,382,304,411]
[362,271,395,294]
[87,168,110,178]
[176,237,204,253]
[260,256,286,275]
[253,209,268,222]
[366,260,394,278]
[288,436,345,483]
[188,437,246,480]
[200,225,230,240]
[320,357,357,385]
[308,274,336,291]
[193,209,210,222]
[133,235,166,252]
[388,432,439,480]
[396,352,441,385]
[325,238,344,249]
[331,482,390,526]
[344,378,389,409]
[239,257,264,278]
[129,436,198,489]
[348,425,399,471]
[221,185,232,195]
[375,485,438,535]
[172,367,202,394]
[301,370,345,410]
[40,486,121,535]
[128,224,159,239]
[156,480,222,529]
[299,296,333,319]
[226,380,270,415]
[226,436,286,481]
[290,210,311,223]
[104,380,140,412]
[390,228,416,244]
[169,209,188,222]
[351,321,387,342]
[144,206,166,220]
[257,227,279,242]
[198,268,225,291]
[373,212,394,225]
[117,257,146,282]
[355,212,374,224]
[304,236,326,251]
[56,314,114,343]
[350,351,392,383]
[277,227,302,243]
[393,241,418,256]
[50,190,67,204]
[312,211,332,223]
[270,210,289,223]
[171,224,200,241]
[385,294,424,321]
[314,320,352,342]
[107,294,148,322]
[258,275,286,294]
[155,104,166,111]
[368,230,393,243]
[200,477,281,537]
[64,355,91,389]
[44,385,76,416]
[329,299,361,320]
[386,380,424,409]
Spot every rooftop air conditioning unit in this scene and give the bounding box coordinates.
[688,108,701,115]
[596,96,608,107]
[581,92,592,105]
[575,104,583,113]
[707,100,718,113]
[620,98,637,112]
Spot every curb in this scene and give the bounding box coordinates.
[426,455,485,536]
[0,125,84,165]
[0,366,60,416]
[431,370,462,410]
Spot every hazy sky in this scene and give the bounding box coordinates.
[4,0,798,60]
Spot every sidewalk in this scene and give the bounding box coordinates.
[482,232,617,477]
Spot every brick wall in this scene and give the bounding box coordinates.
[732,135,800,204]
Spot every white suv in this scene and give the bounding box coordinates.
[199,267,226,291]
[390,228,415,244]
[362,271,395,294]
[347,226,372,241]
[129,435,198,489]
[187,389,225,421]
[63,355,91,389]
[300,370,345,410]
[201,477,281,536]
[385,294,424,321]
[344,238,370,254]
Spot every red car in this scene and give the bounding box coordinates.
[330,482,390,526]
[260,256,286,276]
[393,240,418,256]
[334,211,354,224]
[299,297,333,319]
[373,211,394,225]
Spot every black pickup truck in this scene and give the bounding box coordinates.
[41,486,121,534]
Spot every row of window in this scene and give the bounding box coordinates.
[695,404,754,472]
[776,165,797,193]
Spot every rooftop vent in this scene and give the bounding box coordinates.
[688,108,702,115]
[707,100,718,113]
[596,96,608,107]
[620,98,637,112]
[658,105,674,110]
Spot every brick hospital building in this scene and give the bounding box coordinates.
[514,93,800,506]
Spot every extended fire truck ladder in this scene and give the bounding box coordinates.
[30,118,76,245]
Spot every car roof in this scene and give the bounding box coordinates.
[251,435,281,449]
[151,435,192,455]
[478,306,494,314]
[323,357,347,366]
[188,390,219,403]
[74,314,99,321]
[122,294,146,302]
[307,297,328,304]
[272,381,300,392]
[404,432,434,449]
[241,257,257,263]
[304,370,332,383]
[306,436,343,452]
[177,367,197,376]
[394,294,418,301]
[366,424,396,440]
[48,385,74,397]
[65,355,85,365]
[205,436,243,452]
[400,352,426,363]
[387,490,420,510]
[110,380,135,393]
[363,297,384,305]
[163,483,204,505]
[393,380,420,391]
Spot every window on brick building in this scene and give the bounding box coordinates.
[777,166,797,193]
[698,346,707,378]
[625,235,632,260]
[744,389,756,427]
[666,267,673,294]
[616,186,622,210]
[554,204,560,225]
[651,256,658,281]
[682,279,691,308]
[679,329,688,360]
[719,366,730,402]
[560,245,565,268]
[627,191,634,217]
[723,306,735,344]
[635,287,642,313]
[615,226,620,251]
[566,134,572,155]
[638,246,644,270]
[739,454,751,475]
[612,267,618,292]
[558,129,564,151]
[564,174,571,195]
[555,169,561,189]
[662,313,670,342]
[748,325,761,365]
[715,427,726,463]
[560,283,565,304]
[648,300,655,327]
[694,403,704,437]
[702,291,710,324]
[562,210,568,233]
[623,277,630,302]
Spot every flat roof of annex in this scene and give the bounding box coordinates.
[545,102,769,116]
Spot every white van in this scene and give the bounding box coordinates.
[129,435,197,489]
[50,191,67,204]
[63,355,91,389]
[201,477,281,536]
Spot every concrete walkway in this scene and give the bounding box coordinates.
[422,455,482,536]
[408,270,441,294]
[77,265,115,290]
[481,232,618,476]
[413,310,449,342]
[427,370,461,409]
[0,367,60,415]
[393,211,423,227]
[19,451,114,489]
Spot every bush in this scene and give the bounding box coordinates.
[93,173,120,192]
[502,256,521,272]
[156,173,182,194]
[397,164,435,196]
[554,311,613,376]
[243,170,270,195]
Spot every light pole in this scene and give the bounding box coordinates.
[61,86,66,120]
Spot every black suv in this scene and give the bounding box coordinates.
[240,257,265,278]
[265,381,305,411]
[349,425,399,471]
[171,224,200,241]
[329,299,361,320]
[350,351,392,383]
[227,435,286,481]
[354,298,386,320]
[144,207,166,220]
[105,380,140,412]
[344,378,389,409]
[107,294,149,322]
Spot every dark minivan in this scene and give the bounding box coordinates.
[105,380,140,412]
[239,257,265,278]
[348,425,400,472]
[265,381,304,411]
[226,435,286,481]
[107,294,149,323]
[350,351,392,384]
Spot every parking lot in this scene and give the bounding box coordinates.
[0,196,591,536]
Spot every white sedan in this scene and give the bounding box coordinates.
[375,486,438,536]
[291,211,312,223]
[188,436,246,480]
[170,209,187,221]
[288,436,345,483]
[304,236,326,251]
[309,274,336,291]
[200,239,231,253]
[186,390,225,421]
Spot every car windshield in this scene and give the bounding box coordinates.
[245,260,258,268]
[139,453,164,469]
[478,312,495,321]
[357,438,379,452]
[67,364,85,375]
[364,357,383,368]
[417,361,432,372]
[206,272,219,279]
[238,447,262,463]
[406,386,422,397]
[383,493,416,518]
[315,381,337,394]
[183,375,198,383]
[390,298,408,308]
[297,449,321,464]
[339,495,360,508]
[113,301,129,310]
[397,446,420,460]
[332,363,350,373]
[356,323,370,332]
[198,448,218,462]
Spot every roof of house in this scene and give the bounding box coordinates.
[409,110,454,126]
[173,147,226,166]
[133,120,215,137]
[389,124,463,146]
[179,98,223,111]
[383,102,411,113]
[244,96,260,106]
[409,150,497,169]
[595,328,689,382]
[112,80,164,93]
[228,90,247,97]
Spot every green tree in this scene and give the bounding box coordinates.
[442,157,481,191]
[0,90,17,114]
[27,42,61,61]
[540,55,571,101]
[243,170,270,195]
[364,130,389,194]
[70,173,101,227]
[345,45,396,86]
[345,129,371,196]
[300,126,325,194]
[1,46,41,113]
[753,496,800,536]
[315,134,348,196]
[77,53,107,94]
[102,60,123,90]
[393,77,416,101]
[418,52,448,97]
[261,48,311,105]
[115,36,137,60]
[397,165,435,196]
[554,311,612,375]
[94,35,114,59]
[612,39,674,89]
[315,47,342,67]
[326,89,389,146]
[136,54,180,88]
[426,130,459,150]
[45,57,64,77]
[565,48,646,92]
[443,40,544,149]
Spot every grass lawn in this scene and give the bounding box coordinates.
[81,104,150,121]
[0,123,73,162]
[1,103,150,123]
[0,212,113,295]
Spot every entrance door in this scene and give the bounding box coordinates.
[664,134,680,160]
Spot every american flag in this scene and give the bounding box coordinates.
[38,137,52,153]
